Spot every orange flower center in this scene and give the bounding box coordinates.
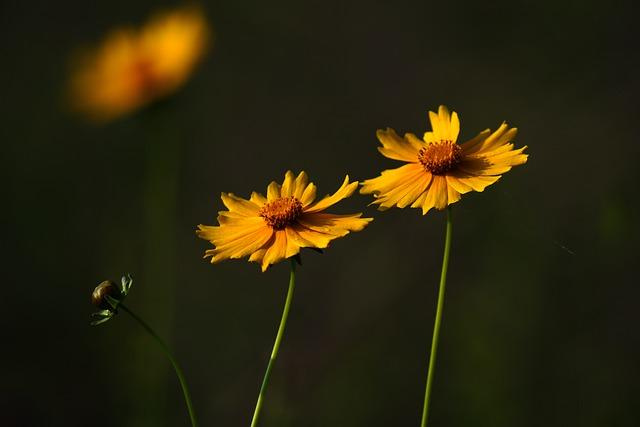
[418,141,463,175]
[129,58,160,97]
[259,196,303,230]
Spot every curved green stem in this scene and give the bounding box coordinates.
[119,303,198,427]
[420,206,453,427]
[250,259,297,427]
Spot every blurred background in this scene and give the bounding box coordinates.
[2,0,639,426]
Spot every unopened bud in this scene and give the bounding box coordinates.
[91,280,122,310]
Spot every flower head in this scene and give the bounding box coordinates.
[69,6,210,122]
[197,171,372,272]
[361,106,528,214]
[90,274,133,326]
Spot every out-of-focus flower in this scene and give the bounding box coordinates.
[69,6,210,122]
[197,171,372,272]
[361,105,528,214]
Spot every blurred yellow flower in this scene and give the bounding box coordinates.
[69,6,210,122]
[197,171,372,272]
[361,106,528,214]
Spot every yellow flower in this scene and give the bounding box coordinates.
[197,171,372,272]
[69,6,210,122]
[361,106,528,214]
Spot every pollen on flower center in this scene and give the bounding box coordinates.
[259,196,303,230]
[418,140,463,175]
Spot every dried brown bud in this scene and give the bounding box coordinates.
[91,280,122,310]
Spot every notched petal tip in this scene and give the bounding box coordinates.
[359,215,374,223]
[376,127,394,137]
[438,105,450,115]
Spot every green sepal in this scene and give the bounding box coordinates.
[105,295,121,311]
[90,310,114,326]
[120,274,133,296]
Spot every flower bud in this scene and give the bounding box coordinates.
[91,280,122,310]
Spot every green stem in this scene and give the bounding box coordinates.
[119,303,198,427]
[420,206,453,427]
[250,259,297,427]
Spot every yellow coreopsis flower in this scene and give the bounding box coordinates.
[69,6,210,122]
[197,171,372,272]
[361,106,528,214]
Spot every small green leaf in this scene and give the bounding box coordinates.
[90,316,113,326]
[121,274,133,295]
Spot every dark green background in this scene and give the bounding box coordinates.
[3,0,639,426]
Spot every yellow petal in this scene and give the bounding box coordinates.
[216,211,246,225]
[466,142,515,158]
[209,223,269,250]
[249,248,267,263]
[405,133,426,151]
[420,180,437,215]
[460,129,491,154]
[300,182,317,206]
[285,226,315,249]
[250,191,267,206]
[365,163,431,209]
[196,224,219,240]
[445,175,473,194]
[197,216,272,263]
[428,105,458,142]
[421,175,448,214]
[463,123,515,155]
[284,227,304,258]
[446,180,461,205]
[261,230,288,271]
[483,146,528,165]
[449,111,460,143]
[459,161,512,176]
[458,145,528,176]
[293,213,371,250]
[305,175,358,213]
[450,171,501,192]
[410,183,430,209]
[432,176,448,210]
[196,216,264,241]
[267,181,281,201]
[480,127,518,154]
[280,170,296,197]
[292,171,309,199]
[209,227,273,262]
[376,128,421,162]
[291,224,333,248]
[298,212,372,235]
[423,131,437,144]
[220,193,260,216]
[361,163,424,196]
[438,105,451,125]
[397,173,432,208]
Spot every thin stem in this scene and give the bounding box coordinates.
[420,206,453,427]
[119,303,198,427]
[250,259,297,427]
